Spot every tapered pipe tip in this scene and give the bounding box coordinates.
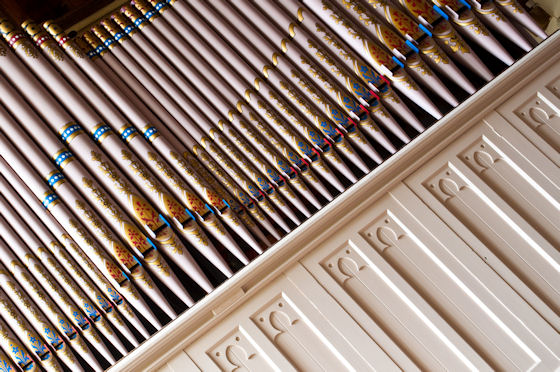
[306,162,335,201]
[222,211,265,254]
[327,150,358,184]
[179,222,233,284]
[279,184,311,218]
[408,63,459,106]
[260,200,292,233]
[289,176,322,210]
[249,207,282,240]
[390,70,443,119]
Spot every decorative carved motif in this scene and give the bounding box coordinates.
[252,295,346,370]
[460,137,560,247]
[208,328,265,372]
[515,95,560,151]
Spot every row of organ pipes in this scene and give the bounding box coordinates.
[0,0,547,369]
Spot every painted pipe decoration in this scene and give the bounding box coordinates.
[223,1,407,155]
[0,347,16,372]
[395,0,494,81]
[0,167,151,339]
[43,21,271,252]
[0,174,121,367]
[323,0,458,106]
[79,32,283,241]
[109,12,327,211]
[255,0,425,133]
[95,14,302,230]
[0,239,74,372]
[0,175,141,348]
[0,121,179,323]
[73,33,279,244]
[430,0,515,65]
[104,14,322,215]
[0,134,163,331]
[303,0,443,119]
[152,0,357,190]
[97,18,309,228]
[0,71,182,319]
[0,195,114,370]
[0,255,99,371]
[117,7,336,203]
[162,0,370,181]
[0,24,204,306]
[359,0,477,93]
[139,1,372,177]
[0,281,61,372]
[21,20,245,281]
[467,0,533,51]
[0,314,40,372]
[85,25,295,235]
[495,0,547,39]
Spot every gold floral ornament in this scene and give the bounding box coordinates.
[43,21,86,59]
[0,18,37,58]
[21,20,64,61]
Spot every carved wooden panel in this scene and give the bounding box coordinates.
[319,233,488,371]
[207,328,272,372]
[515,93,560,151]
[251,294,348,371]
[423,163,560,308]
[459,136,560,247]
[546,73,560,99]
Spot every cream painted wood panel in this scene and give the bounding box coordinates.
[111,32,560,372]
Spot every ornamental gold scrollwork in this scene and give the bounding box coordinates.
[406,54,433,76]
[202,215,227,236]
[222,209,241,227]
[154,227,183,256]
[335,136,356,156]
[84,327,102,344]
[213,135,260,185]
[121,149,163,194]
[316,23,354,63]
[434,23,471,54]
[258,198,278,215]
[322,0,366,40]
[278,81,314,119]
[75,200,115,241]
[80,177,126,223]
[340,0,376,27]
[30,262,74,310]
[301,166,321,183]
[19,271,60,317]
[66,220,104,258]
[391,69,418,90]
[188,150,237,192]
[180,220,210,247]
[169,151,212,192]
[476,4,504,21]
[496,0,522,13]
[300,55,340,99]
[3,281,47,328]
[146,151,189,193]
[259,96,310,139]
[107,311,125,326]
[89,151,132,195]
[130,268,154,289]
[455,15,490,36]
[419,39,450,64]
[289,69,330,108]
